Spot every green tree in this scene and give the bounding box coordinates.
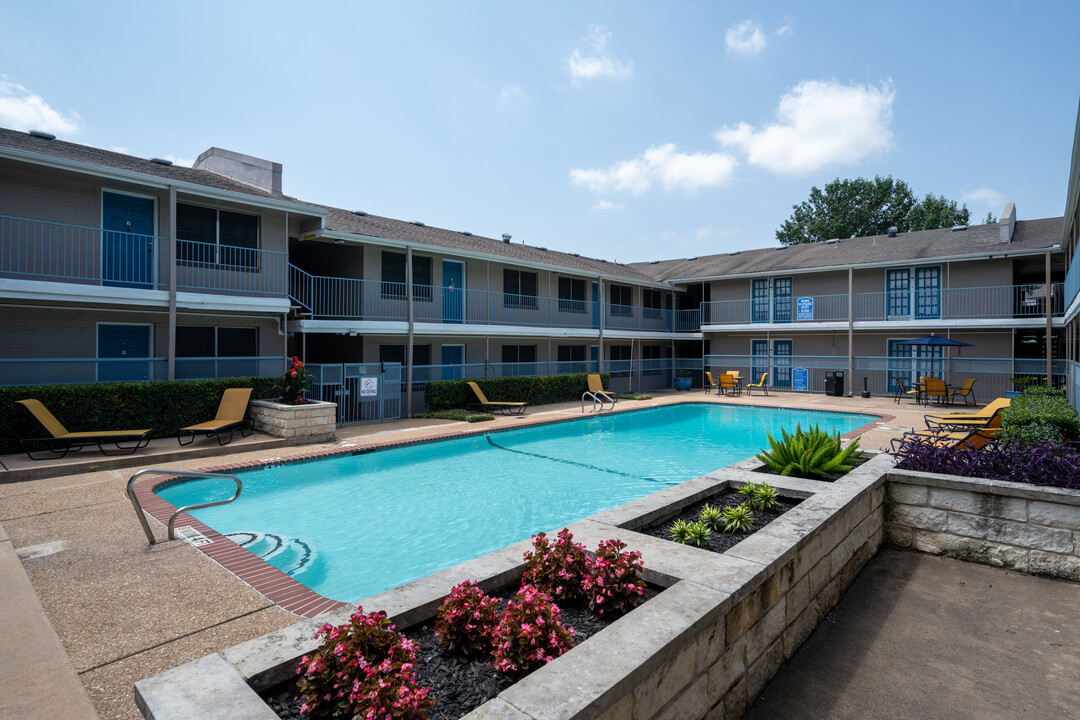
[907,193,971,231]
[983,211,997,224]
[776,176,971,245]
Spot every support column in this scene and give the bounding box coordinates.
[598,277,605,372]
[847,266,854,396]
[1046,250,1053,385]
[406,246,415,417]
[167,186,177,381]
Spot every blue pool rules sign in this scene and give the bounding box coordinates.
[797,296,813,321]
[792,367,809,391]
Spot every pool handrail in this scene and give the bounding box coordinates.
[126,468,243,545]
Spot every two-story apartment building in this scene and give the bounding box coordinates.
[1,117,1078,418]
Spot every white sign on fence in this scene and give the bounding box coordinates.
[360,377,379,397]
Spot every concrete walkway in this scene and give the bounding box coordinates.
[743,548,1080,720]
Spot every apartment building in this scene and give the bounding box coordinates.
[1,117,1078,418]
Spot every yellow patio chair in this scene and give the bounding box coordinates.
[746,373,769,396]
[15,398,151,460]
[704,371,719,394]
[923,378,950,406]
[718,373,739,396]
[467,381,528,415]
[893,377,920,405]
[950,378,977,406]
[178,388,254,446]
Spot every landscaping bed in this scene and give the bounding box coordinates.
[639,489,800,553]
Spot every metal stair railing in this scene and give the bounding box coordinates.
[127,469,242,545]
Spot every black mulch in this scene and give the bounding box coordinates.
[637,491,800,554]
[265,587,659,720]
[753,452,868,483]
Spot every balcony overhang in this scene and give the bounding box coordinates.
[292,318,702,340]
[701,318,1066,333]
[0,278,289,314]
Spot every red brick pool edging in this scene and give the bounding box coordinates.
[131,397,892,618]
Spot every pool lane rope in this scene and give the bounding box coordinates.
[485,435,671,484]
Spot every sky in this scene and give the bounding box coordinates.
[2,1,1079,263]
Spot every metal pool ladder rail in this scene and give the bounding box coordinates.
[127,469,242,545]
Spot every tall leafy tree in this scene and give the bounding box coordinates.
[776,176,970,245]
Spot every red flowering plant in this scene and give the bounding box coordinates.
[582,538,645,618]
[434,580,501,656]
[295,608,436,719]
[491,584,575,677]
[520,528,590,604]
[278,355,313,405]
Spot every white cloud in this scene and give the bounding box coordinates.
[162,154,194,168]
[716,79,895,175]
[592,199,625,211]
[725,20,767,55]
[0,79,79,135]
[570,143,738,194]
[776,24,793,37]
[961,187,1005,210]
[499,84,525,106]
[568,25,633,85]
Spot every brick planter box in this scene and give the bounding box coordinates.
[134,453,894,720]
[886,469,1080,582]
[249,399,337,443]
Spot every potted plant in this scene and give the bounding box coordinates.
[1006,376,1037,399]
[674,370,693,391]
[278,356,314,405]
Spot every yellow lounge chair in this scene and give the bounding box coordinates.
[924,397,1010,432]
[746,373,768,396]
[178,388,254,446]
[467,381,528,415]
[582,373,616,412]
[893,425,1001,452]
[15,399,151,460]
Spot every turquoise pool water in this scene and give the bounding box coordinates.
[157,404,873,602]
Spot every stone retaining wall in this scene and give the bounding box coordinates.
[886,470,1080,582]
[135,453,894,720]
[249,399,336,443]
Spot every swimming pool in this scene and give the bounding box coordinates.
[156,403,875,602]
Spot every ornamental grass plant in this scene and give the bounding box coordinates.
[756,424,861,479]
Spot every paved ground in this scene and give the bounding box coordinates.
[743,548,1080,720]
[0,390,984,719]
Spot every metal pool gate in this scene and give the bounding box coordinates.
[307,362,402,425]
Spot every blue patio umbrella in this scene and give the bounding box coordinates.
[896,333,973,360]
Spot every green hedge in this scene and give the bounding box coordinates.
[1001,386,1080,445]
[424,373,610,412]
[0,377,279,455]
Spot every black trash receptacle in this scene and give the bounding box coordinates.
[825,371,845,397]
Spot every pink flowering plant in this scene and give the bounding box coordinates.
[520,528,590,604]
[295,608,436,719]
[278,355,313,405]
[434,580,500,656]
[582,538,645,618]
[491,584,575,677]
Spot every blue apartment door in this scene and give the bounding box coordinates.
[98,324,150,381]
[592,282,600,329]
[102,191,154,289]
[441,344,464,380]
[751,340,768,384]
[772,340,793,388]
[590,345,599,372]
[443,261,464,323]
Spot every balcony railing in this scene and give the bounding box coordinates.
[1,214,165,290]
[288,265,702,332]
[1065,246,1080,312]
[0,356,285,386]
[701,284,1065,326]
[0,215,289,298]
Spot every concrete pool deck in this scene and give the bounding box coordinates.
[0,390,1057,719]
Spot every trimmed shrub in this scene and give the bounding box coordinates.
[582,538,645,618]
[434,580,500,656]
[411,409,494,423]
[889,438,1080,489]
[491,585,575,676]
[1001,387,1080,445]
[0,377,278,455]
[424,373,610,412]
[521,528,590,604]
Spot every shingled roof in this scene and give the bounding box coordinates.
[0,127,312,205]
[628,217,1064,282]
[321,206,665,284]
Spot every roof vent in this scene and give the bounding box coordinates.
[686,256,698,261]
[410,221,426,227]
[28,129,56,140]
[775,245,788,250]
[729,250,740,256]
[570,252,581,257]
[649,260,660,264]
[459,230,472,236]
[351,210,368,216]
[599,259,608,263]
[502,233,512,243]
[150,157,173,166]
[826,238,839,245]
[538,246,548,251]
[887,226,898,237]
[951,224,968,232]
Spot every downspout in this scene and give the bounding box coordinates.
[406,246,414,417]
[598,277,605,373]
[167,185,177,381]
[847,266,854,396]
[1046,250,1053,385]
